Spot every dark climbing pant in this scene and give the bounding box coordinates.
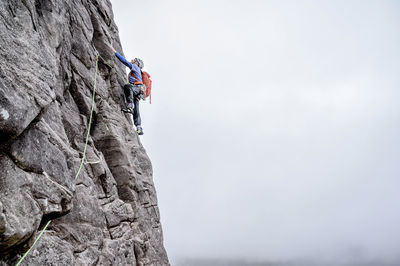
[124,83,143,126]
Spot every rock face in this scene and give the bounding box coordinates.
[0,0,169,265]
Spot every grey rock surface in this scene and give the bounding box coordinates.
[0,0,169,265]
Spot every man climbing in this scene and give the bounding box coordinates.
[110,47,145,135]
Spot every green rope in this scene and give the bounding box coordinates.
[15,56,100,266]
[75,55,99,180]
[15,220,51,266]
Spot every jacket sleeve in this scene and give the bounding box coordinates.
[115,52,132,69]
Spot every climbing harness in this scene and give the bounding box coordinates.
[97,54,138,128]
[15,56,100,266]
[99,54,151,104]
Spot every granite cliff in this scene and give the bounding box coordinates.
[0,0,169,265]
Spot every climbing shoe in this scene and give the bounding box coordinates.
[136,126,144,135]
[122,102,134,113]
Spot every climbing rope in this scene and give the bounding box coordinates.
[74,55,99,181]
[15,220,51,266]
[15,56,100,266]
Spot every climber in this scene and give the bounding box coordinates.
[110,46,145,135]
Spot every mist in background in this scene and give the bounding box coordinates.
[110,0,400,265]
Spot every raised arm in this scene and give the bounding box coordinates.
[115,52,132,69]
[108,44,134,69]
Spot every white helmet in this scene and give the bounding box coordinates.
[134,58,144,69]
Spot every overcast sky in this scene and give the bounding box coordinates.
[110,0,400,264]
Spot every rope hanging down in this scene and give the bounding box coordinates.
[15,56,100,266]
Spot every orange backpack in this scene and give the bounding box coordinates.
[141,71,152,104]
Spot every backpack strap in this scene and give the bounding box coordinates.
[129,71,143,85]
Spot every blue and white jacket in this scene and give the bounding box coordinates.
[115,52,143,84]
